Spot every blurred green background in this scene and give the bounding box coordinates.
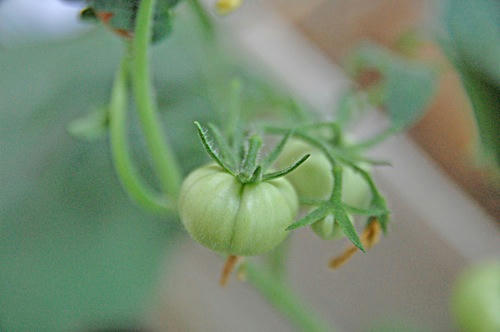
[0,10,228,330]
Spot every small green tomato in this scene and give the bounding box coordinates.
[276,139,371,208]
[277,139,372,240]
[451,262,500,332]
[178,164,298,256]
[276,139,332,201]
[310,213,354,240]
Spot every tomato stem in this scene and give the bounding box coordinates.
[131,0,182,199]
[109,56,173,215]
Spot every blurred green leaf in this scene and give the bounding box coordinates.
[67,105,109,141]
[385,60,436,128]
[84,0,182,42]
[441,0,500,165]
[456,67,500,166]
[443,0,500,86]
[346,42,437,129]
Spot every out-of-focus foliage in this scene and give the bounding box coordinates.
[81,0,182,42]
[0,7,289,331]
[441,0,500,165]
[345,42,437,130]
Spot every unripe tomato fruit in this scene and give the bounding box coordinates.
[178,164,299,256]
[311,213,354,240]
[451,262,500,332]
[276,139,332,201]
[276,139,371,208]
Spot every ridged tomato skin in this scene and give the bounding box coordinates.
[178,164,298,256]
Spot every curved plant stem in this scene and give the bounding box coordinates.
[245,263,333,332]
[109,57,173,215]
[131,0,182,199]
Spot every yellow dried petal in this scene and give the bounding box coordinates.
[216,0,243,15]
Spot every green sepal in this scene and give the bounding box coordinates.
[335,207,365,252]
[194,121,235,175]
[262,154,310,181]
[208,123,238,169]
[240,135,262,179]
[286,205,329,231]
[247,166,263,183]
[369,194,390,233]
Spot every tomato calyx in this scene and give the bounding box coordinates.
[193,121,310,185]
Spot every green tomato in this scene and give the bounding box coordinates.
[451,262,500,332]
[178,164,299,256]
[276,139,371,208]
[276,139,332,201]
[311,213,354,240]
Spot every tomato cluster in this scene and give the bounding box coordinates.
[179,134,373,256]
[276,139,371,239]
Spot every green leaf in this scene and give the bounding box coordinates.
[335,208,365,252]
[67,105,109,141]
[441,0,500,165]
[385,60,436,129]
[455,66,500,165]
[346,42,437,129]
[208,122,238,168]
[370,195,390,232]
[85,0,182,42]
[286,205,329,231]
[194,121,235,175]
[248,165,263,183]
[442,0,500,86]
[240,135,262,178]
[262,154,310,181]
